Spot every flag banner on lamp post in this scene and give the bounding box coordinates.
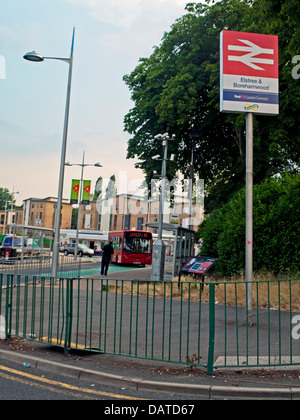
[70,179,80,204]
[82,180,91,204]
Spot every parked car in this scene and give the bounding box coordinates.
[63,243,94,257]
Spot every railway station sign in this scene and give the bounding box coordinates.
[220,30,279,115]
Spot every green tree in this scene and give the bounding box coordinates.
[199,173,300,276]
[123,0,300,212]
[0,188,14,210]
[105,175,117,199]
[93,176,103,201]
[71,207,78,229]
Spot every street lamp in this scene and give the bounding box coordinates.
[10,188,19,234]
[151,132,175,281]
[65,151,102,259]
[24,28,75,278]
[3,198,11,234]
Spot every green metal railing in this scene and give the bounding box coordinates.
[0,254,82,278]
[0,273,299,373]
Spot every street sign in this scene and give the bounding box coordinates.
[220,30,279,115]
[169,214,179,225]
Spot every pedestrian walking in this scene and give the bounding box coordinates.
[101,241,114,276]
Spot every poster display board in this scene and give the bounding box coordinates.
[178,256,217,290]
[180,256,217,277]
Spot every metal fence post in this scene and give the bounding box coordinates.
[207,282,215,375]
[64,278,73,355]
[5,274,13,339]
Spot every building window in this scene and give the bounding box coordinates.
[137,217,144,230]
[124,214,131,230]
[113,215,117,229]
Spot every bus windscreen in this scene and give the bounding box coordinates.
[123,232,152,254]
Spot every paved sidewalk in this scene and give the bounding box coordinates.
[0,338,299,400]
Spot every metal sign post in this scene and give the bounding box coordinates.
[220,30,279,326]
[246,112,253,325]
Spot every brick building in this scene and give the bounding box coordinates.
[0,208,23,234]
[23,197,72,230]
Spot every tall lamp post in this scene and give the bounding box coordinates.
[151,132,175,281]
[24,28,75,278]
[10,188,19,234]
[65,151,102,259]
[3,198,11,234]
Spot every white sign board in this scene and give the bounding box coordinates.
[220,30,279,115]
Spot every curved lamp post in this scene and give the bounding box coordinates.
[24,28,75,278]
[65,151,102,259]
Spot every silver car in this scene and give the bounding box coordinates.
[63,243,94,257]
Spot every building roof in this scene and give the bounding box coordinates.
[23,197,70,203]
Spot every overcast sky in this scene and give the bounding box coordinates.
[0,0,190,205]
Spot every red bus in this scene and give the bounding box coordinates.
[109,230,152,266]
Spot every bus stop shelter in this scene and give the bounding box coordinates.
[6,224,54,259]
[146,222,195,279]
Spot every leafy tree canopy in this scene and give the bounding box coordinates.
[123,0,300,212]
[0,188,15,210]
